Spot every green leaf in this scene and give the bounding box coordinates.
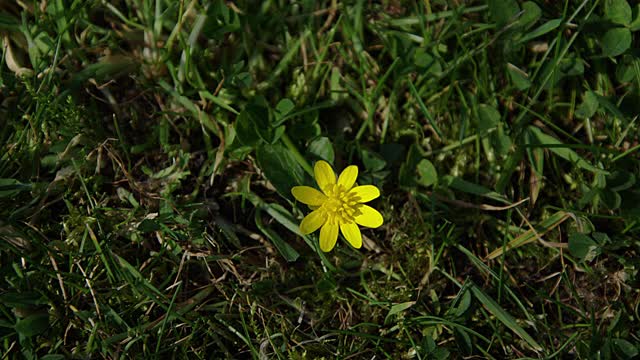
[235,103,270,147]
[40,355,66,360]
[274,98,295,122]
[0,178,31,198]
[527,126,607,174]
[518,1,542,28]
[488,0,520,27]
[416,159,437,187]
[568,233,600,262]
[507,63,531,90]
[600,188,622,209]
[202,1,240,39]
[616,55,639,82]
[477,104,500,135]
[362,149,388,172]
[630,4,640,30]
[307,137,335,163]
[592,232,611,244]
[455,290,472,317]
[264,203,305,236]
[256,143,305,201]
[199,90,239,115]
[601,28,632,57]
[441,176,510,204]
[605,0,632,25]
[524,129,544,176]
[594,93,627,121]
[255,208,299,262]
[0,292,47,307]
[399,144,423,188]
[517,18,563,44]
[470,284,542,351]
[613,338,639,359]
[453,327,473,356]
[15,313,49,337]
[607,170,636,191]
[575,91,599,119]
[385,301,415,324]
[414,48,440,73]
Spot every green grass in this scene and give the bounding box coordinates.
[1,0,640,358]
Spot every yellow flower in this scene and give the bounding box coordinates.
[291,160,383,252]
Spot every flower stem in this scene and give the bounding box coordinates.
[281,132,314,177]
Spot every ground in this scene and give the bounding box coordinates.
[1,0,639,359]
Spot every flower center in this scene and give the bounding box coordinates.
[321,184,361,224]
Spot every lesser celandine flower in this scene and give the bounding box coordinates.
[291,160,383,252]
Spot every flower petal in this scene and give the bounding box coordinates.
[299,209,327,234]
[349,185,380,203]
[337,165,358,190]
[340,222,362,249]
[291,186,327,206]
[354,205,383,228]
[319,222,339,252]
[314,160,336,192]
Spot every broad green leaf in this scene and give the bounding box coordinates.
[264,203,305,237]
[488,0,520,27]
[600,188,622,209]
[613,338,639,359]
[414,49,441,73]
[575,91,599,119]
[0,178,31,198]
[477,104,500,134]
[454,328,473,356]
[0,292,47,307]
[416,159,437,187]
[363,149,388,172]
[527,126,607,174]
[274,98,295,122]
[630,4,640,30]
[605,0,632,25]
[470,284,543,351]
[202,1,240,39]
[199,90,239,115]
[455,290,472,317]
[507,63,531,90]
[235,102,271,146]
[592,232,611,244]
[594,93,626,121]
[15,313,49,337]
[256,143,305,201]
[214,215,241,248]
[568,233,600,262]
[607,170,636,191]
[71,55,137,88]
[517,18,563,44]
[399,144,423,188]
[385,301,415,324]
[441,175,510,204]
[524,129,544,176]
[616,55,639,82]
[601,28,632,57]
[307,137,335,163]
[41,355,65,360]
[255,209,299,262]
[518,2,542,28]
